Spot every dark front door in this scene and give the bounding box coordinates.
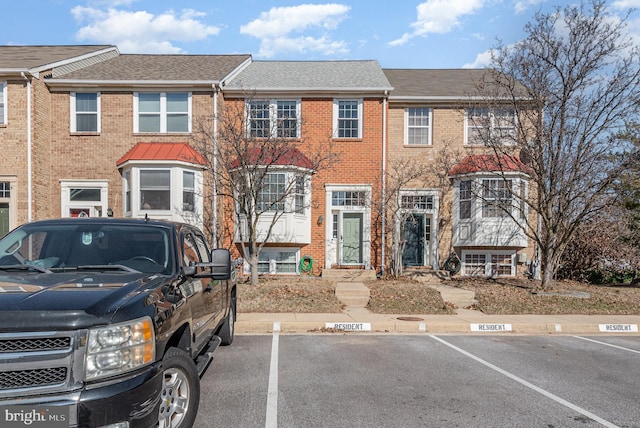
[403,214,424,267]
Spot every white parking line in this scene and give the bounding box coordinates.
[429,335,620,428]
[573,336,640,354]
[265,322,280,428]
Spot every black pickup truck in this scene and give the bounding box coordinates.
[0,217,237,428]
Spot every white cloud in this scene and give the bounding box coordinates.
[71,6,220,53]
[240,3,350,58]
[612,0,640,9]
[513,0,545,15]
[463,48,494,68]
[389,0,486,46]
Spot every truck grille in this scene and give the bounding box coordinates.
[0,337,71,353]
[0,331,85,398]
[1,367,68,390]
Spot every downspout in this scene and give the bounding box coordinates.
[381,90,388,276]
[212,84,219,247]
[21,72,32,222]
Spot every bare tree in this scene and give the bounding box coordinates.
[192,95,338,285]
[473,0,640,289]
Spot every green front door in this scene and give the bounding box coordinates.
[342,213,363,264]
[0,204,8,237]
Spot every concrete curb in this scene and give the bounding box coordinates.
[235,313,640,335]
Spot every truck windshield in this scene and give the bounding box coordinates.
[0,223,174,275]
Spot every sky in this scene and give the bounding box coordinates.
[2,0,640,68]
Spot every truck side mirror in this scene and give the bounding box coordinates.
[210,249,232,280]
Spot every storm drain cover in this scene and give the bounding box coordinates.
[397,316,424,321]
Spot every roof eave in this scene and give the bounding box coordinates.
[46,79,221,90]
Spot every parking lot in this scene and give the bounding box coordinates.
[195,334,640,427]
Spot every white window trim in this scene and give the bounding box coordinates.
[333,99,363,139]
[70,92,101,133]
[461,250,516,277]
[133,92,192,133]
[404,107,432,145]
[60,180,109,218]
[243,247,300,275]
[0,81,7,125]
[246,99,301,138]
[464,108,517,146]
[456,175,527,221]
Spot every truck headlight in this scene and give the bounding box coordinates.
[85,317,155,381]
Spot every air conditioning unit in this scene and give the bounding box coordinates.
[517,253,527,264]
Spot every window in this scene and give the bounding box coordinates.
[256,249,298,274]
[466,107,516,145]
[183,171,195,212]
[462,252,515,276]
[401,195,433,210]
[258,173,286,212]
[332,191,366,206]
[123,170,131,213]
[464,254,486,276]
[140,170,170,210]
[459,181,472,219]
[294,175,305,213]
[60,180,108,218]
[334,99,362,138]
[249,101,270,138]
[248,99,300,138]
[0,182,10,198]
[135,92,191,133]
[71,92,99,132]
[277,100,298,138]
[482,179,512,218]
[0,82,6,125]
[406,108,431,145]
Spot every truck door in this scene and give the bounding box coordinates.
[182,231,223,350]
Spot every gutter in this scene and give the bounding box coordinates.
[381,90,388,276]
[21,72,32,222]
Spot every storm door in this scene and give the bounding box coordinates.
[341,212,363,264]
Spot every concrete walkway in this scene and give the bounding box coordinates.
[235,276,640,335]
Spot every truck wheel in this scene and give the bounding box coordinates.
[219,303,235,346]
[158,348,200,428]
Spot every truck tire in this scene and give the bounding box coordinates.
[158,348,200,428]
[219,303,235,346]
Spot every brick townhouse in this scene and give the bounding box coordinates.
[384,69,535,277]
[0,45,534,278]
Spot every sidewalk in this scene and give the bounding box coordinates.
[235,279,640,335]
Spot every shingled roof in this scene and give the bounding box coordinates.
[0,45,116,72]
[384,68,530,101]
[49,54,251,83]
[224,60,393,94]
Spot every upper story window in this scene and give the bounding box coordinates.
[334,99,362,139]
[459,181,472,219]
[257,173,286,212]
[459,178,522,220]
[248,99,300,139]
[294,175,305,213]
[406,107,432,145]
[482,178,512,218]
[71,92,100,133]
[134,92,191,133]
[183,171,195,213]
[140,170,171,210]
[0,82,7,125]
[465,107,516,145]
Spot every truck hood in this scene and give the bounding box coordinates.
[0,271,163,331]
